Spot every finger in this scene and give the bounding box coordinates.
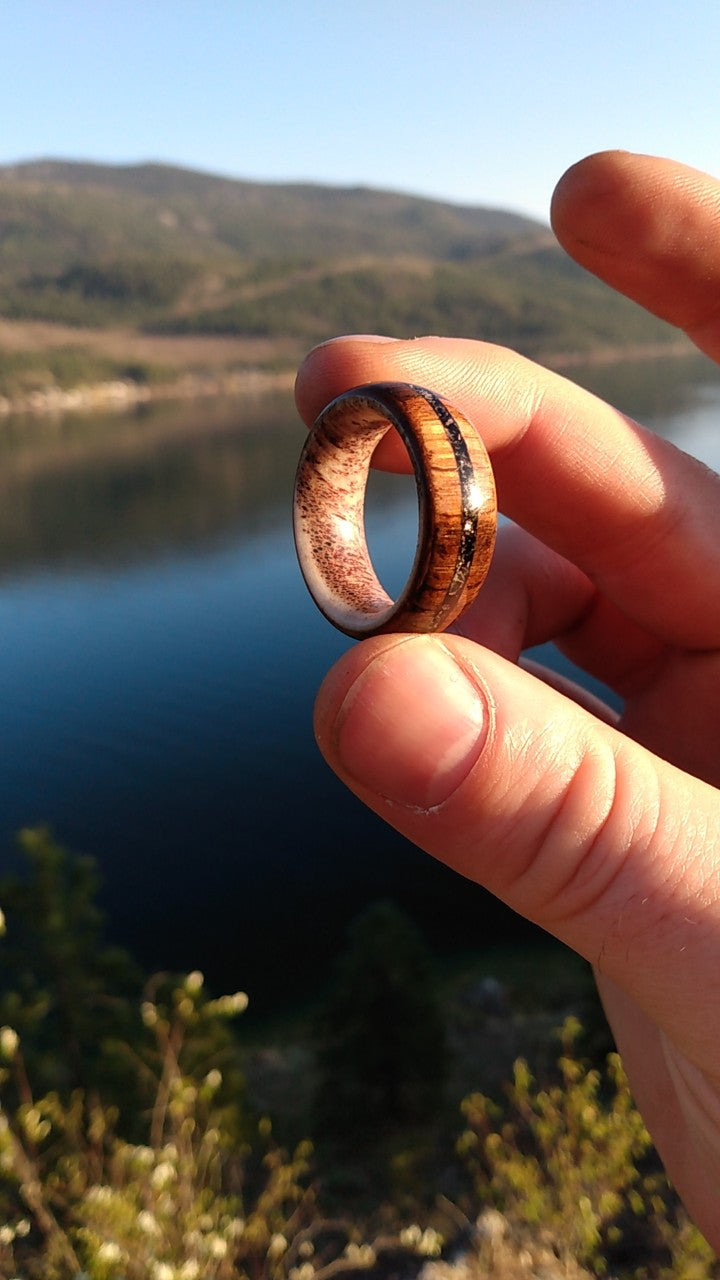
[555,591,668,699]
[519,657,619,724]
[314,633,720,1068]
[593,973,720,1252]
[295,336,720,647]
[455,521,664,698]
[451,521,594,658]
[550,150,720,360]
[476,529,720,768]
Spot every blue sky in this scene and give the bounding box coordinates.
[2,0,720,222]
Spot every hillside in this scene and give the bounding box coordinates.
[0,159,685,403]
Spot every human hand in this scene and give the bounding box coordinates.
[294,151,720,1246]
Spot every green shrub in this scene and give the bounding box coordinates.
[0,830,314,1278]
[0,833,716,1276]
[313,902,446,1148]
[0,970,314,1279]
[458,1017,718,1276]
[0,347,169,398]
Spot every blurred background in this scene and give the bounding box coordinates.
[0,0,719,1016]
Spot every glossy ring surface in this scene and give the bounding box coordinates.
[293,381,497,638]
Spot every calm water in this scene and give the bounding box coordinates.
[0,356,718,1011]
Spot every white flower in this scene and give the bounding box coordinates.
[21,1107,50,1142]
[290,1265,315,1280]
[400,1226,442,1256]
[0,1027,18,1060]
[97,1241,124,1264]
[130,1143,155,1168]
[0,1225,14,1244]
[0,908,6,935]
[151,1159,176,1190]
[207,991,249,1018]
[141,1001,158,1028]
[152,1264,175,1280]
[185,970,204,993]
[208,1234,228,1259]
[344,1244,376,1266]
[179,1262,200,1280]
[419,1228,443,1257]
[85,1185,114,1204]
[400,1225,422,1248]
[138,1209,161,1236]
[268,1232,288,1259]
[204,1068,222,1092]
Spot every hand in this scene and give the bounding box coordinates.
[294,151,720,1247]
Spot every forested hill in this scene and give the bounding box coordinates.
[0,158,678,361]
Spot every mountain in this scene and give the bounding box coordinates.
[0,159,681,393]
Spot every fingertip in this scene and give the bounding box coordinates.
[294,334,398,425]
[312,636,386,755]
[313,634,491,811]
[550,149,637,245]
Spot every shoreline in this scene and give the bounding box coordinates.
[0,365,298,418]
[538,337,694,370]
[0,338,698,418]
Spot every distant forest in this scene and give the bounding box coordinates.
[0,159,679,362]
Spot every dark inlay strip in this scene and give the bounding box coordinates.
[411,384,479,610]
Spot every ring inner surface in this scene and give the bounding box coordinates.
[295,402,419,632]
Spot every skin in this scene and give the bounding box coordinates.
[294,151,720,1246]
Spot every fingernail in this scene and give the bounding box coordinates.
[332,639,488,809]
[325,333,396,344]
[304,334,396,359]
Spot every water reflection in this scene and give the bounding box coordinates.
[0,394,302,573]
[559,348,720,438]
[0,354,717,1012]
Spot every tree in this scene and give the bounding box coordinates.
[313,901,446,1149]
[0,827,142,1099]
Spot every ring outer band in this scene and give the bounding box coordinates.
[293,381,497,638]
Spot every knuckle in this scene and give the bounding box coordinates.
[507,734,663,944]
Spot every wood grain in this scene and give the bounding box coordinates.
[293,382,497,637]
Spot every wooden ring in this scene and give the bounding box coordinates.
[293,382,497,638]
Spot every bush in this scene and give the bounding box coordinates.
[457,1016,718,1276]
[0,831,315,1277]
[0,969,314,1279]
[0,835,716,1275]
[313,902,446,1148]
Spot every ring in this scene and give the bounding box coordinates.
[293,381,497,638]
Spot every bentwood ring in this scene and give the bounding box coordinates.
[293,382,497,638]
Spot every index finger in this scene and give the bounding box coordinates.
[294,335,720,648]
[551,151,720,360]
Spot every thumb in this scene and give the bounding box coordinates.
[314,634,720,1061]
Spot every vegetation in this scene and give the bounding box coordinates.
[0,159,681,383]
[0,347,168,400]
[0,829,716,1277]
[314,902,446,1146]
[151,254,672,357]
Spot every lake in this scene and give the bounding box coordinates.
[0,353,718,1013]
